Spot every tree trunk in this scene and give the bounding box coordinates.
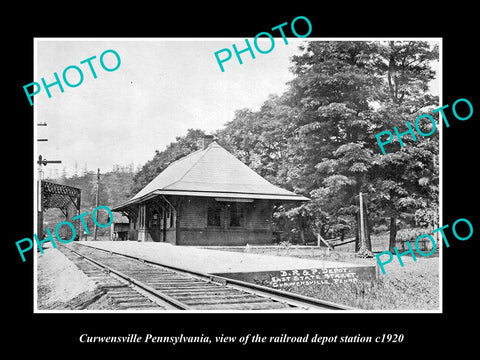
[356,195,374,258]
[362,195,372,251]
[355,211,360,252]
[389,216,397,252]
[365,209,372,251]
[299,229,306,245]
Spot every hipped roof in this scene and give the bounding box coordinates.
[112,141,308,211]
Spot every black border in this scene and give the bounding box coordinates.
[6,4,478,354]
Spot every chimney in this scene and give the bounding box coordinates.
[200,134,214,149]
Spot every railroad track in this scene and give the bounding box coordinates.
[58,242,354,311]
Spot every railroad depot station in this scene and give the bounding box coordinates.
[37,136,378,311]
[111,135,309,246]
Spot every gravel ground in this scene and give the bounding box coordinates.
[81,241,368,273]
[36,244,119,310]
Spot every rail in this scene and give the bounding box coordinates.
[63,242,356,311]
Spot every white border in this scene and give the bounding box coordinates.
[33,37,443,315]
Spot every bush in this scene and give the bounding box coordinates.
[396,227,431,242]
[372,224,388,234]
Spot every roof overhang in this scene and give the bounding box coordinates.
[112,189,309,212]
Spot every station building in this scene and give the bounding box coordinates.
[112,136,308,246]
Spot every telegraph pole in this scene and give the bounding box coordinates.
[93,168,100,240]
[37,122,62,239]
[37,157,43,238]
[37,155,62,237]
[359,192,366,249]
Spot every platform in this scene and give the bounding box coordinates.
[78,241,377,288]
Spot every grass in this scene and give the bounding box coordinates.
[220,246,440,311]
[284,263,439,310]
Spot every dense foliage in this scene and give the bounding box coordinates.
[215,41,439,252]
[48,41,439,252]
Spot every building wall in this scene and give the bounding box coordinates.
[178,228,272,246]
[124,196,275,245]
[143,228,176,244]
[177,196,273,246]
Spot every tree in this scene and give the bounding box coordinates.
[369,40,439,251]
[123,40,440,254]
[285,40,439,253]
[216,94,298,185]
[216,94,313,244]
[130,129,206,196]
[218,40,440,254]
[282,41,381,254]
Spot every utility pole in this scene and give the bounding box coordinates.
[93,168,100,240]
[359,192,366,249]
[37,122,50,215]
[37,157,43,238]
[37,122,62,239]
[37,155,62,237]
[433,153,439,246]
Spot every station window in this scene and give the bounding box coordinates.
[229,203,244,227]
[207,204,222,227]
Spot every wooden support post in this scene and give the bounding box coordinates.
[317,233,334,251]
[93,168,100,241]
[163,208,167,242]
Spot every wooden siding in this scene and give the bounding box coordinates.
[178,228,272,246]
[143,228,176,244]
[179,197,271,230]
[245,201,272,230]
[125,196,275,245]
[178,197,206,228]
[177,196,273,246]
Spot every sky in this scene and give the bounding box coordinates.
[35,38,440,178]
[35,38,307,177]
